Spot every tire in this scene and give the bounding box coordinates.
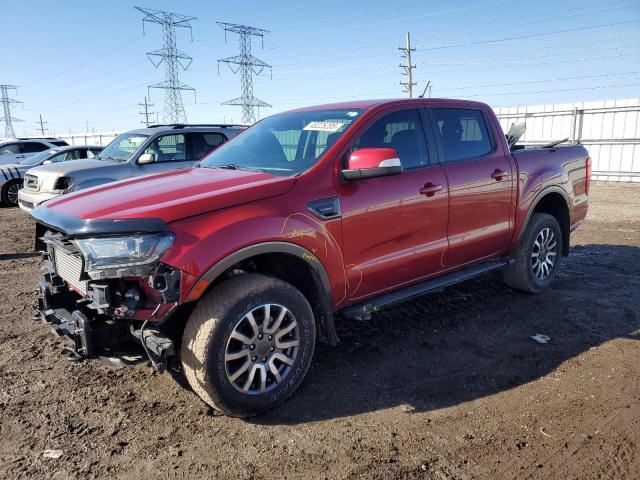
[503,213,562,293]
[1,179,22,207]
[181,273,316,417]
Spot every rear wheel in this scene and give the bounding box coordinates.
[181,273,316,417]
[503,213,562,293]
[1,179,22,207]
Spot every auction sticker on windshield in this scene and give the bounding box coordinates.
[303,121,344,132]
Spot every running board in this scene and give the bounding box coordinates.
[339,258,512,319]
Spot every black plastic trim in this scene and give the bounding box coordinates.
[307,196,341,220]
[339,258,511,319]
[30,206,168,239]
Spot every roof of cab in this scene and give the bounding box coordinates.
[288,97,491,113]
[126,124,247,135]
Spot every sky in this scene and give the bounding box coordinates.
[1,0,639,135]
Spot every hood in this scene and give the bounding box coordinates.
[25,158,119,178]
[41,167,296,224]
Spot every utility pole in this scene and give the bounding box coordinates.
[36,114,48,136]
[0,85,23,138]
[136,7,197,124]
[399,32,416,98]
[139,96,156,126]
[217,22,272,125]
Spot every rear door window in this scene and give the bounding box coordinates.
[189,132,226,160]
[431,108,493,162]
[20,142,49,153]
[50,141,69,147]
[143,134,187,162]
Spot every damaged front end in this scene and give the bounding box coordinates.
[32,209,182,372]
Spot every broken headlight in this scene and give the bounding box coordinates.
[74,233,175,278]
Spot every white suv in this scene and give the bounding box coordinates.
[0,138,69,165]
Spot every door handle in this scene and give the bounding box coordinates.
[491,169,508,181]
[419,182,443,197]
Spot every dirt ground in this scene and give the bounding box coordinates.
[0,183,638,479]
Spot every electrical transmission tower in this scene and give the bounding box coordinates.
[399,32,416,98]
[36,114,48,135]
[136,7,196,124]
[0,85,23,138]
[139,96,156,126]
[217,22,272,125]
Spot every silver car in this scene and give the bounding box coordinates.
[0,138,69,165]
[1,145,102,207]
[18,124,244,212]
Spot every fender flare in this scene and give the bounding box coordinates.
[518,185,571,253]
[187,241,338,344]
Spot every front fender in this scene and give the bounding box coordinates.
[162,202,347,309]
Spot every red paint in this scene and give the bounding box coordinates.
[42,98,589,314]
[347,148,398,169]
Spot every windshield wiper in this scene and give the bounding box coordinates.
[217,163,241,170]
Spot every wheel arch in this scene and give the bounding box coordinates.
[521,187,571,256]
[186,242,338,345]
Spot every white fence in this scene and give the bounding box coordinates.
[494,98,640,182]
[54,132,121,146]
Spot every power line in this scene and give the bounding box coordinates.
[136,7,197,124]
[416,19,640,51]
[218,22,272,125]
[267,1,635,63]
[22,36,144,87]
[139,96,155,127]
[230,0,336,22]
[0,85,23,138]
[271,0,515,40]
[399,32,416,98]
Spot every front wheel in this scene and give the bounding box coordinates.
[1,179,22,207]
[181,273,316,417]
[503,213,562,293]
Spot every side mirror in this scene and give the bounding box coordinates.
[138,153,155,165]
[42,160,52,165]
[342,148,403,181]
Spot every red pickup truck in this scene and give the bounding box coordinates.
[31,98,590,417]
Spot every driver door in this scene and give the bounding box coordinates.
[135,133,188,176]
[338,108,449,301]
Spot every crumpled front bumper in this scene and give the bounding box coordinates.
[35,274,175,368]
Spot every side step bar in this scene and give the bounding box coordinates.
[339,258,512,319]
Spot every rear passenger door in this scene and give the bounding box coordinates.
[429,107,514,267]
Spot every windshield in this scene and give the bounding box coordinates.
[200,109,364,176]
[19,149,59,166]
[97,133,149,162]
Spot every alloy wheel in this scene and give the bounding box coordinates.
[7,183,19,205]
[531,227,558,280]
[224,304,300,395]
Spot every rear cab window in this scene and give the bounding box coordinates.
[431,108,493,162]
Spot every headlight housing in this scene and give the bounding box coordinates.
[41,175,73,193]
[74,233,175,279]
